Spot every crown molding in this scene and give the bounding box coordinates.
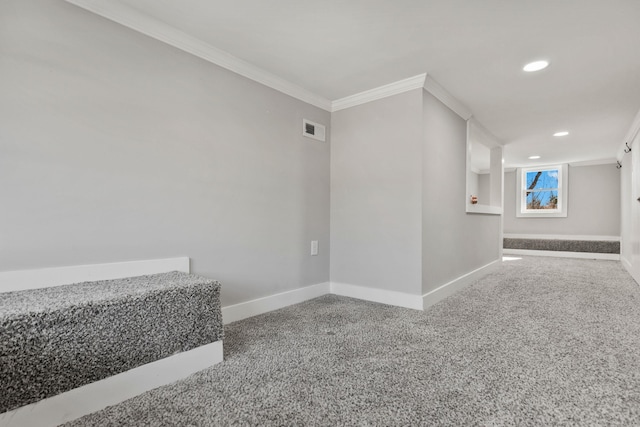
[423,75,473,120]
[64,0,332,111]
[568,158,617,167]
[64,1,484,126]
[507,157,616,170]
[330,73,477,118]
[617,107,640,160]
[63,0,479,121]
[330,74,427,112]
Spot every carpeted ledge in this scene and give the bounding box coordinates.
[504,237,620,254]
[66,257,640,426]
[0,271,223,413]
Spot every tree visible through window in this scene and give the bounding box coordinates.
[517,164,567,218]
[525,169,559,210]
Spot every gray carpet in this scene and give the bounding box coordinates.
[503,238,620,254]
[66,257,640,426]
[1,272,222,413]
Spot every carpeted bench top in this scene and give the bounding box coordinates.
[0,271,220,317]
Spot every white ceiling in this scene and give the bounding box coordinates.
[69,0,640,168]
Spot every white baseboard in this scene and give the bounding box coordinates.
[621,256,640,286]
[330,282,423,310]
[222,282,330,324]
[503,233,620,241]
[0,257,190,293]
[503,249,620,260]
[0,340,222,427]
[422,259,501,309]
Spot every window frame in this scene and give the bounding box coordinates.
[516,164,568,218]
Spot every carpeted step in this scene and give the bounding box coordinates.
[503,238,620,254]
[0,271,223,413]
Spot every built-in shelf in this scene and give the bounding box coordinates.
[466,204,502,215]
[466,118,503,215]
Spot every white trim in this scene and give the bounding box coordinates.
[221,282,330,324]
[0,257,190,292]
[509,159,616,170]
[504,234,620,241]
[503,249,620,260]
[330,74,426,112]
[569,158,617,168]
[0,341,223,427]
[423,75,473,120]
[63,0,332,111]
[422,259,500,309]
[329,282,423,310]
[516,164,568,218]
[621,256,639,286]
[466,205,502,215]
[621,256,634,275]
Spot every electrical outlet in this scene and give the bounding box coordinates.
[311,240,318,256]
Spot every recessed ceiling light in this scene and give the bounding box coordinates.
[553,131,569,137]
[528,155,541,160]
[523,60,549,72]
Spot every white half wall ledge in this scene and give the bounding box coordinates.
[330,282,424,311]
[222,282,330,324]
[422,259,501,309]
[0,257,190,292]
[0,341,222,427]
[503,249,620,261]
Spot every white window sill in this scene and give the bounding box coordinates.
[516,211,567,218]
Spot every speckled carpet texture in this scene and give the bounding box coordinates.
[65,257,640,426]
[0,272,223,413]
[504,237,620,254]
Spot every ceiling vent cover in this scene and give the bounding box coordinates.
[303,119,326,142]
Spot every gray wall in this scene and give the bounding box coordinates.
[330,90,423,295]
[478,173,490,204]
[0,0,330,305]
[422,91,501,295]
[504,164,621,236]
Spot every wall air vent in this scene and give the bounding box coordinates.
[303,119,326,142]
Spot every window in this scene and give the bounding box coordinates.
[516,164,568,217]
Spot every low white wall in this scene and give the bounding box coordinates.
[0,257,189,292]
